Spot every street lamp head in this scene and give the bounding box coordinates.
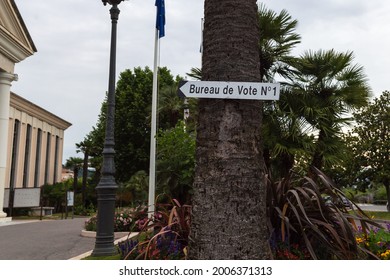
[102,0,124,6]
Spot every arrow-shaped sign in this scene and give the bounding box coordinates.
[178,81,280,100]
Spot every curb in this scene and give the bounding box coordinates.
[69,232,139,260]
[80,230,130,239]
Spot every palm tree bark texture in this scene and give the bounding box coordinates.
[189,0,270,259]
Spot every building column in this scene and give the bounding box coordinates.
[0,72,17,221]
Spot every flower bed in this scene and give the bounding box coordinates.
[84,207,147,233]
[117,199,190,260]
[355,222,390,260]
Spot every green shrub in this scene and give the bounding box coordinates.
[42,182,69,212]
[354,192,374,203]
[84,207,144,232]
[156,121,195,204]
[119,171,149,207]
[374,185,387,202]
[84,216,97,231]
[74,203,95,216]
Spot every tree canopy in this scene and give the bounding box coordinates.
[84,66,186,185]
[287,49,371,171]
[344,91,390,209]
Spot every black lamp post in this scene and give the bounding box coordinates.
[92,0,124,256]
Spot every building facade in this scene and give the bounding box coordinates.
[8,92,71,189]
[0,0,71,221]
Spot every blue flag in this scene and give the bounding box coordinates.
[155,0,165,38]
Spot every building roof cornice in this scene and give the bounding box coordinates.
[10,92,72,130]
[0,0,37,63]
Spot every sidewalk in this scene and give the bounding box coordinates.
[0,219,40,227]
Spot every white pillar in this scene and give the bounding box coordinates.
[0,72,16,221]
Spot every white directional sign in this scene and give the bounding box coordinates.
[178,81,280,100]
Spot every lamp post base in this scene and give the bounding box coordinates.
[92,184,117,257]
[91,239,118,256]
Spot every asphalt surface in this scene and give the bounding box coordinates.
[0,218,96,260]
[355,203,388,212]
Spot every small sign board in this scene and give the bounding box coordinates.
[178,81,280,100]
[67,191,74,207]
[3,188,9,208]
[13,188,41,208]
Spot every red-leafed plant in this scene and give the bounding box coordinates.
[267,167,383,259]
[118,196,191,260]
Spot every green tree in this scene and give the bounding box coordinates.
[258,4,301,82]
[86,67,185,184]
[156,121,195,204]
[157,81,185,129]
[65,157,83,193]
[288,49,371,171]
[84,96,107,184]
[186,67,202,80]
[76,138,96,207]
[257,5,308,178]
[114,67,180,182]
[346,91,390,210]
[119,170,149,207]
[262,93,315,178]
[188,5,301,83]
[189,0,270,259]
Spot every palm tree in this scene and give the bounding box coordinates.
[65,157,83,194]
[157,84,184,128]
[262,91,315,178]
[186,67,202,80]
[257,5,305,178]
[288,49,371,170]
[187,5,301,82]
[187,6,304,179]
[76,139,93,207]
[258,4,301,82]
[189,0,270,259]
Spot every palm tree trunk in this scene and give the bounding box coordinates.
[189,0,270,259]
[280,152,294,179]
[311,129,326,171]
[82,150,89,207]
[73,168,79,193]
[384,178,390,212]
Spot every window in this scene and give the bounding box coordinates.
[44,132,51,184]
[22,124,32,188]
[9,120,20,189]
[54,136,59,183]
[34,128,42,188]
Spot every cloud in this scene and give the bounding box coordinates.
[12,0,389,162]
[13,0,204,161]
[263,0,390,96]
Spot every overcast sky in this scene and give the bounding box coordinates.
[12,0,389,162]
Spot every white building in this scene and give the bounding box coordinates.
[0,0,71,222]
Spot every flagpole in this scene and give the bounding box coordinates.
[148,28,159,219]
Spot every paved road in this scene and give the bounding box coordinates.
[355,203,388,212]
[0,218,96,260]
